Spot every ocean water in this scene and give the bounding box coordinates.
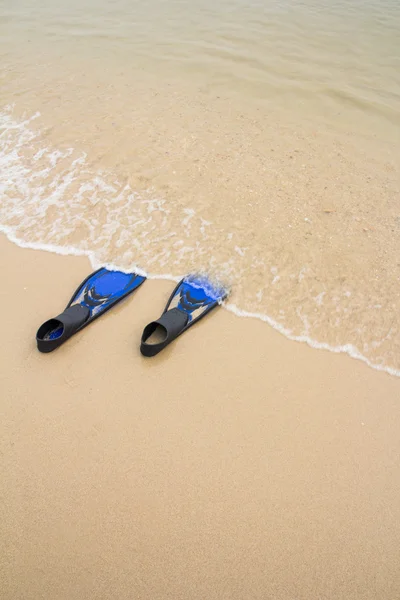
[0,0,399,375]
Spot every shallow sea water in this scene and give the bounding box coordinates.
[0,0,399,374]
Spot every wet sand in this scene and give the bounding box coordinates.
[1,68,399,373]
[1,5,399,372]
[1,234,400,600]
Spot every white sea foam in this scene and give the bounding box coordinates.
[225,303,400,378]
[1,106,399,378]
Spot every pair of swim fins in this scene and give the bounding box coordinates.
[36,268,228,356]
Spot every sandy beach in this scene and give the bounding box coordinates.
[1,233,400,599]
[1,0,400,596]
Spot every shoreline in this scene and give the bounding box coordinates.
[2,226,399,379]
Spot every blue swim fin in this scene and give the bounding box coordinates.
[140,274,228,357]
[37,268,146,352]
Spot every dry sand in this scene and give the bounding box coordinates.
[1,234,400,599]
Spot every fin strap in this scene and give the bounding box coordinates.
[36,304,90,353]
[141,308,188,357]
